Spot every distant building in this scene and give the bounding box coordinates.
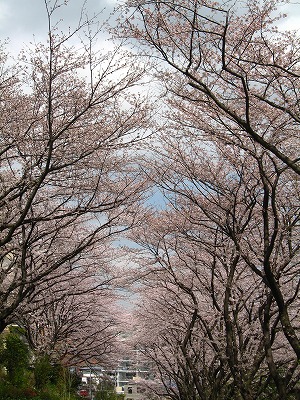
[124,381,142,400]
[124,379,171,400]
[79,356,150,397]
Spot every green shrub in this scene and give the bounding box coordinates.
[0,328,30,387]
[0,380,38,399]
[34,355,53,390]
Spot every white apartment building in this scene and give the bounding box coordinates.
[79,356,150,396]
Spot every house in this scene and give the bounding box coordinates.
[123,379,171,400]
[124,380,144,400]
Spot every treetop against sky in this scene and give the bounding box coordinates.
[0,0,299,52]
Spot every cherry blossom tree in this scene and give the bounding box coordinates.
[0,0,150,332]
[21,287,120,367]
[126,130,299,399]
[120,0,299,367]
[16,243,121,366]
[121,0,300,175]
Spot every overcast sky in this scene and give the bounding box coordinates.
[277,2,300,30]
[0,0,119,54]
[0,0,299,55]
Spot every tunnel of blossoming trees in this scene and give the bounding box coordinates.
[0,0,299,399]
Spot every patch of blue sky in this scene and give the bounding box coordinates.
[144,187,169,210]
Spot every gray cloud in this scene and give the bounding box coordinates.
[1,0,298,56]
[0,0,118,54]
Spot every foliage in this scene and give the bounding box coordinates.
[95,380,125,400]
[34,355,58,390]
[0,327,31,387]
[0,328,82,400]
[0,382,38,399]
[33,358,81,400]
